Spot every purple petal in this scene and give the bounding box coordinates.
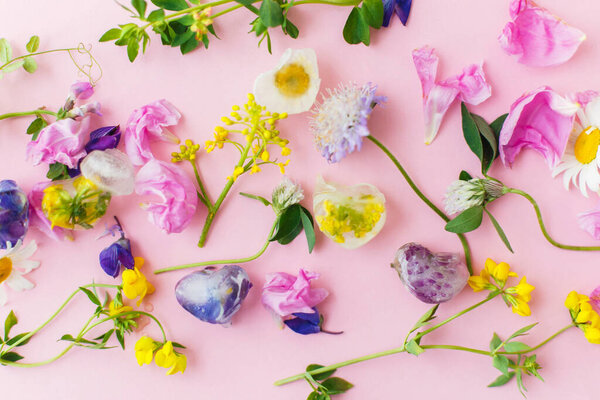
[85,126,121,153]
[396,0,412,25]
[284,308,321,335]
[99,243,121,277]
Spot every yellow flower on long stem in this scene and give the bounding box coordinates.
[134,336,157,366]
[122,257,155,306]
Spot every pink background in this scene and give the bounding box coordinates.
[1,0,600,398]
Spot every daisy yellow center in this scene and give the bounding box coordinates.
[0,257,12,284]
[274,63,310,97]
[574,127,600,164]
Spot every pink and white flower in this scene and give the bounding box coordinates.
[261,269,328,318]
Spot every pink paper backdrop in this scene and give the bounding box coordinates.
[1,0,599,399]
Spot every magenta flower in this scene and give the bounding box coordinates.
[499,0,586,67]
[412,46,491,144]
[499,87,579,168]
[27,182,73,241]
[591,286,600,313]
[578,204,600,240]
[124,99,181,166]
[261,269,329,317]
[25,117,89,168]
[135,159,197,234]
[69,81,94,100]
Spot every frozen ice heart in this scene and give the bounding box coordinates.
[392,243,468,304]
[175,265,252,325]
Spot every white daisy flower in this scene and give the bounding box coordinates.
[0,240,41,306]
[553,96,600,197]
[253,48,320,114]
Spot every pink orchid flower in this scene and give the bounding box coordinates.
[135,159,197,234]
[412,46,491,144]
[578,204,600,240]
[25,117,89,168]
[499,0,586,67]
[261,269,329,317]
[27,182,73,241]
[124,99,181,166]
[499,86,579,168]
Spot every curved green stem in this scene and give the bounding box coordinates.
[0,109,57,121]
[498,323,575,355]
[367,135,473,274]
[0,48,78,71]
[507,188,600,251]
[156,218,277,274]
[140,0,234,30]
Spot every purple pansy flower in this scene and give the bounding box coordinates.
[98,217,135,277]
[0,180,29,249]
[383,0,412,27]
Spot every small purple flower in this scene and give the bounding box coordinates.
[70,81,94,101]
[98,217,134,278]
[85,126,121,153]
[310,83,386,163]
[284,307,322,335]
[0,180,29,249]
[383,0,412,27]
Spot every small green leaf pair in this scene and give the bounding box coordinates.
[0,311,31,365]
[343,0,384,45]
[270,204,316,253]
[402,304,438,356]
[305,364,354,399]
[0,35,40,78]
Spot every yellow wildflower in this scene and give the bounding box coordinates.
[122,257,155,306]
[108,299,133,317]
[484,258,518,284]
[135,336,157,366]
[277,160,290,174]
[565,290,589,311]
[565,290,600,344]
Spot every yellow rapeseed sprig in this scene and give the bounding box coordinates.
[468,259,535,317]
[565,291,600,344]
[316,197,385,244]
[171,139,201,163]
[204,94,291,181]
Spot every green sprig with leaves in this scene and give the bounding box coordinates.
[101,0,388,62]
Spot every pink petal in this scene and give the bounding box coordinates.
[499,1,586,67]
[444,64,492,105]
[590,286,600,313]
[261,269,328,317]
[69,81,94,100]
[412,46,438,97]
[572,90,599,109]
[578,204,600,240]
[27,182,73,241]
[135,159,197,234]
[25,117,89,168]
[422,84,460,145]
[499,86,579,168]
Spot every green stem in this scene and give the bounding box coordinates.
[507,188,600,251]
[421,344,491,356]
[498,323,575,355]
[0,109,57,121]
[156,217,277,274]
[191,160,212,209]
[140,0,234,30]
[212,4,243,18]
[367,135,473,274]
[0,48,78,71]
[281,0,360,6]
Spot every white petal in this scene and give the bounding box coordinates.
[586,97,600,127]
[10,240,37,262]
[15,260,40,274]
[6,272,34,291]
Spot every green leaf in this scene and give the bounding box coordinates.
[0,38,13,64]
[79,287,101,306]
[26,35,40,52]
[320,377,354,395]
[236,0,260,14]
[151,0,189,10]
[300,207,315,253]
[270,204,301,242]
[508,323,538,341]
[488,372,515,387]
[99,28,122,42]
[259,0,284,27]
[1,59,23,73]
[492,354,510,376]
[343,7,370,45]
[277,220,303,245]
[459,170,472,181]
[410,304,438,331]
[503,341,531,353]
[171,342,186,349]
[239,192,271,206]
[307,392,318,400]
[127,37,140,62]
[516,369,527,395]
[180,37,199,54]
[361,0,384,29]
[484,208,513,253]
[461,102,483,162]
[171,30,194,47]
[489,333,502,352]
[444,206,484,233]
[147,9,165,22]
[46,163,70,181]
[4,311,17,341]
[26,117,47,136]
[405,339,424,356]
[115,329,125,350]
[306,364,336,381]
[490,113,508,139]
[132,0,147,17]
[0,352,23,363]
[22,57,37,73]
[471,113,497,174]
[283,20,299,38]
[6,332,31,347]
[176,15,195,26]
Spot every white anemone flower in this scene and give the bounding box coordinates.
[253,48,320,114]
[0,240,41,306]
[553,96,600,197]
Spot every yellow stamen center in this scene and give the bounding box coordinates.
[574,127,600,164]
[274,63,310,97]
[0,257,12,284]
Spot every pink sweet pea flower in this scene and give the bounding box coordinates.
[578,204,600,240]
[499,0,586,67]
[25,117,89,168]
[27,182,73,241]
[125,99,181,166]
[261,269,329,317]
[135,159,197,234]
[590,286,600,313]
[412,46,491,144]
[499,87,579,168]
[69,81,94,100]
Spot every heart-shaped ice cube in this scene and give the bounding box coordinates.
[175,265,252,325]
[392,243,468,304]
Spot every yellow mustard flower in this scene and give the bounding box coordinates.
[135,336,157,366]
[122,257,155,306]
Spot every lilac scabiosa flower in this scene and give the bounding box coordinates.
[124,99,181,166]
[382,0,412,27]
[25,117,90,168]
[135,159,198,234]
[578,204,600,240]
[98,218,134,278]
[175,265,252,325]
[310,83,386,163]
[27,182,73,241]
[0,180,29,249]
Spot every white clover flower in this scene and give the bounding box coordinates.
[0,240,41,306]
[271,176,304,215]
[443,179,505,215]
[253,48,320,114]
